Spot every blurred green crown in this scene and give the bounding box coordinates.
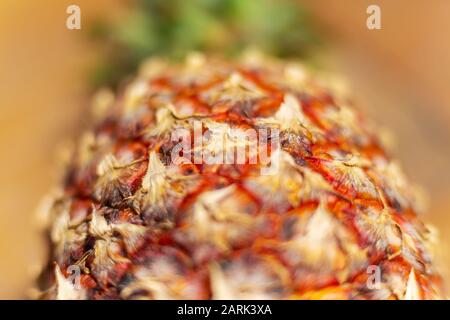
[89,0,321,88]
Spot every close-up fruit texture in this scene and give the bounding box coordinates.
[36,53,444,299]
[1,0,450,301]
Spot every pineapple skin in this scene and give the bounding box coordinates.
[38,53,444,300]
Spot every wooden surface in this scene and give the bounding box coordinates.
[0,0,448,298]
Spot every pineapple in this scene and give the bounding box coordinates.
[37,53,444,300]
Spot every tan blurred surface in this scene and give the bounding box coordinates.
[303,0,450,288]
[0,1,449,298]
[0,0,125,299]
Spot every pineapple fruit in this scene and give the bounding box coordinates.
[37,53,444,299]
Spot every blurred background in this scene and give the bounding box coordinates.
[0,0,449,298]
